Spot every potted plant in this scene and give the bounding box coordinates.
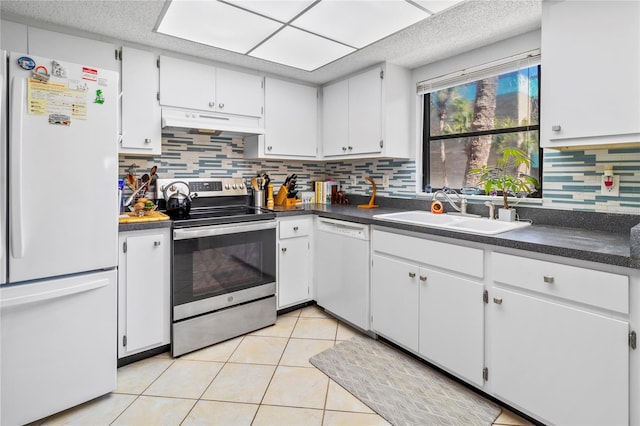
[472,147,539,221]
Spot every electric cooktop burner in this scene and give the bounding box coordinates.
[155,177,275,227]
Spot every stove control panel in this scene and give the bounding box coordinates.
[156,177,247,198]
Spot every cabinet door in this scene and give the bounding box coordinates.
[123,233,167,355]
[120,47,161,155]
[264,78,317,157]
[371,254,419,352]
[418,267,484,386]
[27,27,119,72]
[491,288,628,425]
[541,1,640,147]
[321,79,349,156]
[348,67,382,155]
[159,55,215,110]
[277,238,310,309]
[216,68,264,117]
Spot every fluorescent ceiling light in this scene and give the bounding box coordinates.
[157,0,282,53]
[224,0,316,22]
[413,1,461,14]
[250,26,356,71]
[157,0,463,71]
[291,0,430,49]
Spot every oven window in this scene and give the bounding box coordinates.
[173,227,276,306]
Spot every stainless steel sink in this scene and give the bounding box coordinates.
[373,210,531,235]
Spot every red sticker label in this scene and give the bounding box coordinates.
[82,67,98,81]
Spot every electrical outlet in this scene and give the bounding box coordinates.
[382,175,390,187]
[349,175,357,185]
[601,175,620,196]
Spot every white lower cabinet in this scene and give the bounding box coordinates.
[490,252,630,425]
[277,216,313,309]
[371,229,485,385]
[118,228,170,358]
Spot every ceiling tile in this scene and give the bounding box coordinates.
[249,26,356,71]
[225,0,317,22]
[291,0,430,48]
[157,0,283,53]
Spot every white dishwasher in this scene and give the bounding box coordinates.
[316,217,370,330]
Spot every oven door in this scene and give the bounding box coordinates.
[172,220,276,320]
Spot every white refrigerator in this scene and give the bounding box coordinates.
[0,52,119,425]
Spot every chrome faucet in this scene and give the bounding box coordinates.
[431,190,468,214]
[484,201,496,220]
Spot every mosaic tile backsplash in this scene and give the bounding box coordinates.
[119,132,640,215]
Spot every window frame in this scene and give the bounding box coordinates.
[420,64,542,199]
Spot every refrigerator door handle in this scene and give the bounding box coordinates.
[0,277,109,308]
[9,76,25,259]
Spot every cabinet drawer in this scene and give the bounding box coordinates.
[279,217,312,239]
[372,230,483,278]
[492,253,629,314]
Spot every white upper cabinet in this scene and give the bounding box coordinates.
[120,46,161,155]
[321,79,349,156]
[27,27,118,72]
[245,77,318,159]
[541,0,640,148]
[321,63,411,159]
[159,55,263,118]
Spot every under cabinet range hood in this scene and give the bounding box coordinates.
[161,107,265,137]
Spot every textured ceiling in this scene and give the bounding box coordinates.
[0,0,542,85]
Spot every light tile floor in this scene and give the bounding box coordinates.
[32,305,534,426]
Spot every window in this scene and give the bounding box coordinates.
[421,64,541,198]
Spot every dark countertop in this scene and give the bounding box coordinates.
[118,220,172,232]
[268,204,635,269]
[118,203,637,269]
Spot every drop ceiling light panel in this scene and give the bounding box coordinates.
[225,0,316,22]
[157,0,282,53]
[250,26,355,71]
[413,1,462,14]
[291,0,430,49]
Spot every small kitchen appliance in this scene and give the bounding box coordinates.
[156,177,277,357]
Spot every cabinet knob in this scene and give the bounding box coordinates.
[144,138,151,144]
[348,146,353,151]
[208,101,215,107]
[281,247,287,253]
[218,103,224,109]
[267,145,273,151]
[551,125,561,132]
[493,297,503,304]
[342,146,347,151]
[293,226,299,231]
[408,272,416,278]
[154,241,161,246]
[419,275,427,282]
[543,276,555,284]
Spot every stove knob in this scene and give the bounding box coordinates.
[224,184,230,190]
[232,184,237,189]
[239,183,245,189]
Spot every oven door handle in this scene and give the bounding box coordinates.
[173,220,277,240]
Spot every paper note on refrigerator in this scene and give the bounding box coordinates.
[27,79,87,120]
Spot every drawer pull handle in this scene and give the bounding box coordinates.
[543,276,555,284]
[293,226,299,231]
[154,241,161,246]
[408,272,416,278]
[419,275,427,282]
[493,297,503,304]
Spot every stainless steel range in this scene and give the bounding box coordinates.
[156,177,277,357]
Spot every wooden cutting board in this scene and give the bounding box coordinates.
[118,211,170,224]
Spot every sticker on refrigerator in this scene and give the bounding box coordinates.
[27,79,88,120]
[48,114,71,126]
[82,66,98,82]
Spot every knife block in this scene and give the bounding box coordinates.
[274,185,288,206]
